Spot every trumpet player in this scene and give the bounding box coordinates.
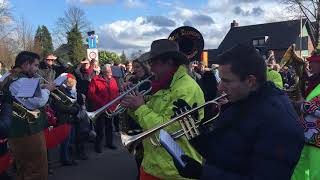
[173,44,305,180]
[1,51,56,180]
[121,39,204,180]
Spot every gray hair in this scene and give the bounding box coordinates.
[100,64,112,72]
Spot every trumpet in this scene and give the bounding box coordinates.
[86,75,153,122]
[121,93,227,149]
[36,73,77,106]
[12,101,40,123]
[105,80,152,118]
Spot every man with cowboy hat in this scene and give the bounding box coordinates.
[121,39,204,180]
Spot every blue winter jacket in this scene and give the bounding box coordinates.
[191,82,304,180]
[0,103,12,139]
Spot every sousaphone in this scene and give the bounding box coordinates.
[168,26,204,62]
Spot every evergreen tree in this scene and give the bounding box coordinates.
[33,25,54,58]
[120,50,127,63]
[33,26,42,55]
[67,24,86,64]
[41,25,53,57]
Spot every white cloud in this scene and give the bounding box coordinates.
[66,0,115,5]
[124,0,145,8]
[97,0,295,54]
[97,16,168,55]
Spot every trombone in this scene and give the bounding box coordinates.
[121,93,227,149]
[86,75,153,122]
[36,73,77,106]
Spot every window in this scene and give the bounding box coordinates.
[258,39,265,45]
[252,37,266,47]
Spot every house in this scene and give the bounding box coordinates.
[204,19,316,65]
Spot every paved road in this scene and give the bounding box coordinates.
[48,135,138,180]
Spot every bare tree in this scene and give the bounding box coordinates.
[284,0,320,49]
[54,6,91,46]
[14,16,34,52]
[0,0,15,67]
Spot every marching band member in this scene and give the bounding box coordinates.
[173,44,304,180]
[292,53,320,180]
[2,51,55,180]
[87,64,120,153]
[121,39,204,180]
[50,73,81,166]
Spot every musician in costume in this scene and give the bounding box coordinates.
[291,53,320,180]
[173,44,304,179]
[1,51,56,180]
[121,39,204,180]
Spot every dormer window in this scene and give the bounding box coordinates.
[252,36,268,47]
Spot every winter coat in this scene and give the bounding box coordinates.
[73,65,96,95]
[191,82,304,180]
[267,68,283,89]
[130,65,204,180]
[38,61,56,82]
[87,75,119,112]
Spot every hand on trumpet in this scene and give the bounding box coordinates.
[41,82,56,92]
[122,82,133,90]
[210,94,228,113]
[121,90,144,111]
[172,99,199,120]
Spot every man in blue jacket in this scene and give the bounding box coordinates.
[174,44,305,179]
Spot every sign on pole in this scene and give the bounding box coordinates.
[87,49,99,61]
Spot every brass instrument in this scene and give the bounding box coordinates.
[280,44,306,101]
[105,79,152,118]
[12,101,40,123]
[121,93,227,149]
[168,26,204,61]
[36,73,77,106]
[86,75,153,122]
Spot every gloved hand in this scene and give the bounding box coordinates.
[173,155,203,179]
[172,99,199,120]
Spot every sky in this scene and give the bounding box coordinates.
[7,0,295,55]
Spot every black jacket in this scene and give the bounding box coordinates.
[192,82,304,180]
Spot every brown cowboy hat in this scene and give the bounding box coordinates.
[143,39,188,64]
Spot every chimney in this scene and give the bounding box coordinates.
[231,20,239,28]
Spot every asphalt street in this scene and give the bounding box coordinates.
[48,135,138,180]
